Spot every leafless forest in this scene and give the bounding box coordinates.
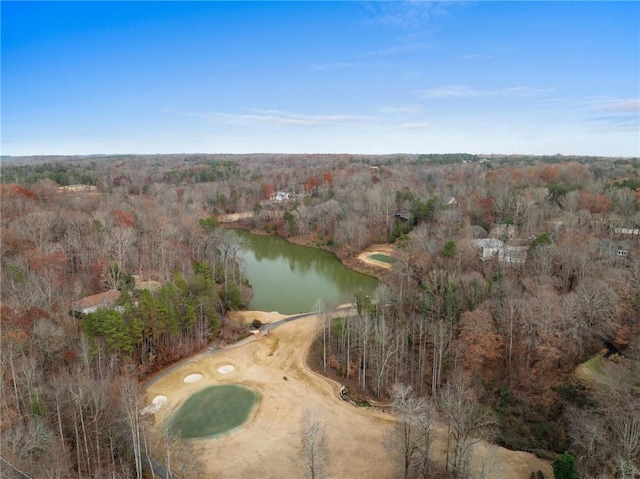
[1,153,639,478]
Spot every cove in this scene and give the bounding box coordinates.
[234,229,378,314]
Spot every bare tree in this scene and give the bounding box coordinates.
[440,375,496,479]
[105,225,135,270]
[472,443,500,479]
[121,377,144,479]
[611,187,638,216]
[388,383,435,479]
[566,357,640,479]
[565,405,608,477]
[300,411,328,479]
[294,204,314,237]
[575,278,619,344]
[15,210,60,249]
[335,217,369,258]
[314,199,341,237]
[161,422,180,479]
[314,298,331,375]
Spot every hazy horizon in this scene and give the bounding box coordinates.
[2,151,638,161]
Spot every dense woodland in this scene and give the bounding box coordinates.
[1,153,639,478]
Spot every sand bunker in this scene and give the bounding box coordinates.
[358,244,394,270]
[217,365,235,374]
[141,395,167,415]
[184,373,203,384]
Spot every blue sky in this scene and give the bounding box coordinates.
[2,1,639,157]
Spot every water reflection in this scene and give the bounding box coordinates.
[233,229,378,314]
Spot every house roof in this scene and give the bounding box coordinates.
[58,185,98,193]
[614,227,640,236]
[599,239,632,249]
[498,246,528,263]
[73,289,121,311]
[475,238,504,248]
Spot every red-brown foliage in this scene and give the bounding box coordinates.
[24,248,68,280]
[468,191,496,227]
[458,307,504,381]
[539,165,560,182]
[322,170,334,186]
[113,209,136,227]
[302,176,322,192]
[577,190,612,214]
[0,183,38,200]
[262,184,276,199]
[89,258,109,292]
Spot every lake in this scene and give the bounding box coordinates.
[233,229,378,314]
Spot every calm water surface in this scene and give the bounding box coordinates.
[234,229,378,314]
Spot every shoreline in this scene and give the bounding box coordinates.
[222,220,393,279]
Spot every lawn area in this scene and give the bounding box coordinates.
[575,353,608,386]
[369,253,391,263]
[170,384,259,439]
[583,355,605,375]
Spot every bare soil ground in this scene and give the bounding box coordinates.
[145,310,552,479]
[218,212,254,223]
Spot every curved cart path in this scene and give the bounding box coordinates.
[142,306,353,390]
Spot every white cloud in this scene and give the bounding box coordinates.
[400,122,430,129]
[421,85,480,98]
[581,98,640,133]
[367,42,431,57]
[378,105,422,114]
[585,115,639,133]
[457,53,493,61]
[594,99,639,113]
[172,106,440,139]
[507,86,556,96]
[187,109,376,128]
[420,85,555,99]
[365,1,453,31]
[308,62,356,72]
[457,54,482,60]
[363,2,462,57]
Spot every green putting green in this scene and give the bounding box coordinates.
[170,384,259,439]
[369,253,391,263]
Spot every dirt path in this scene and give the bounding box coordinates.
[144,310,552,478]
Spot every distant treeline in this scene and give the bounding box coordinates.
[1,161,97,186]
[3,153,638,186]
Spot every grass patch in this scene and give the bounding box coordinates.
[582,355,605,375]
[575,353,607,386]
[170,385,259,439]
[369,253,391,264]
